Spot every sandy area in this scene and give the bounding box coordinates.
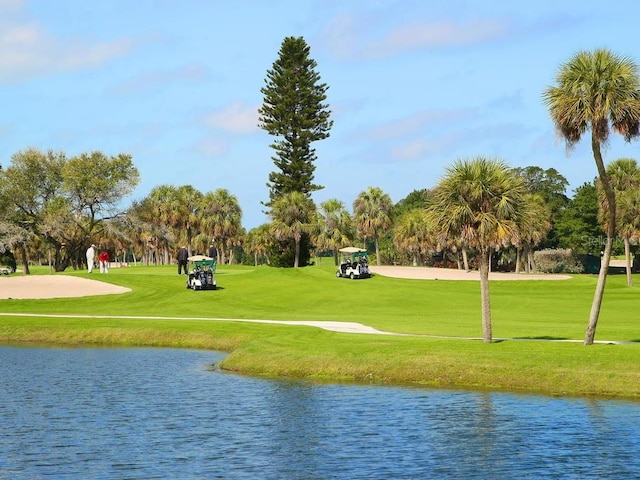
[0,275,131,299]
[369,266,572,281]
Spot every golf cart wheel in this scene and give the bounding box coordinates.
[350,272,355,279]
[336,271,341,278]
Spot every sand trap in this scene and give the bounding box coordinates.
[369,266,572,281]
[0,275,131,299]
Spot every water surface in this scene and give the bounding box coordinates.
[1,346,639,479]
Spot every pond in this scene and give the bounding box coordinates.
[1,346,639,479]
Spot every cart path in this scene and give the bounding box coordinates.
[0,312,630,344]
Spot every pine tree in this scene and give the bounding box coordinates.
[259,36,332,203]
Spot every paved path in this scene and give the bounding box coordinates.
[0,312,628,344]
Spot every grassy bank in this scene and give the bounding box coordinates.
[1,262,639,399]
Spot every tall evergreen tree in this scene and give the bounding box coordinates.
[258,36,333,203]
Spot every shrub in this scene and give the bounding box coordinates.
[533,248,584,274]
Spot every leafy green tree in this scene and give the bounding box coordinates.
[555,182,604,255]
[512,166,569,248]
[429,157,526,343]
[543,48,640,345]
[0,149,138,271]
[392,189,433,218]
[269,191,315,268]
[353,187,393,266]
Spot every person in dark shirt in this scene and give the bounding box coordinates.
[177,246,189,275]
[208,244,218,262]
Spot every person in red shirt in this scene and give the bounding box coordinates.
[98,250,110,274]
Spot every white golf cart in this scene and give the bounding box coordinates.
[186,255,217,290]
[336,247,371,279]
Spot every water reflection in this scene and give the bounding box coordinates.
[1,346,639,479]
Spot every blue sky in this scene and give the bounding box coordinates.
[1,0,639,229]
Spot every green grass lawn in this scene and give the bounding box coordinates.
[1,260,639,399]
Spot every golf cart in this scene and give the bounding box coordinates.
[186,255,217,290]
[336,247,370,279]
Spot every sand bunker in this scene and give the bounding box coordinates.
[0,275,131,299]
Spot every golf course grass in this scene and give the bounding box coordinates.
[1,260,639,399]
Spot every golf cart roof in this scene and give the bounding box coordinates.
[339,247,367,254]
[187,254,214,261]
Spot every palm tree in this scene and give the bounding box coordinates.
[172,185,203,254]
[392,208,436,266]
[429,157,526,343]
[246,224,273,266]
[543,49,640,345]
[353,187,393,265]
[597,158,640,286]
[314,199,354,265]
[200,189,243,264]
[515,193,552,273]
[269,191,315,268]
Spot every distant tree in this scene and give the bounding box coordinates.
[543,49,640,344]
[200,189,243,264]
[245,224,273,266]
[393,189,433,218]
[172,185,202,254]
[555,182,603,255]
[512,166,569,248]
[353,187,393,266]
[392,208,436,266]
[429,157,526,343]
[0,149,138,272]
[314,199,354,265]
[515,193,552,273]
[597,158,640,285]
[270,191,315,268]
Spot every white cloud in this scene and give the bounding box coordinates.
[321,12,514,61]
[203,102,259,134]
[0,21,136,84]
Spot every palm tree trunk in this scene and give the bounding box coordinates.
[478,249,492,343]
[375,238,381,266]
[462,246,469,271]
[515,247,521,274]
[294,239,300,268]
[585,138,616,345]
[624,237,633,287]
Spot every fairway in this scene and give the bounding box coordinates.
[1,263,639,399]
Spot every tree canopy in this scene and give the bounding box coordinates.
[258,36,332,203]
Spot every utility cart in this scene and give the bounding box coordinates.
[186,255,217,290]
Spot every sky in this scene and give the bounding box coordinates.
[1,0,640,229]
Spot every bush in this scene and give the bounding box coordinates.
[533,248,584,274]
